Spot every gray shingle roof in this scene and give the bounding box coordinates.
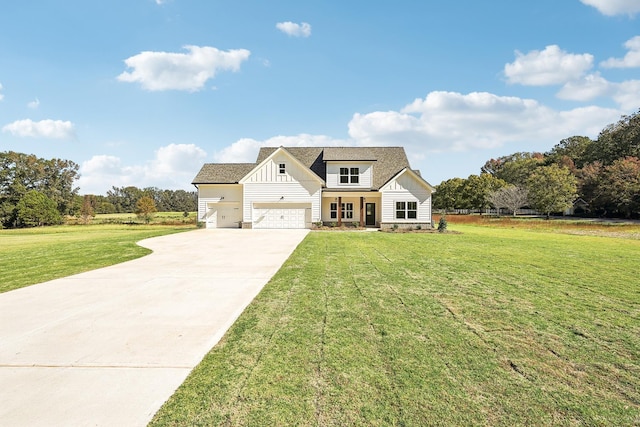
[192,163,256,184]
[194,146,422,190]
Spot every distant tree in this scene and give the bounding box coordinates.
[462,174,507,212]
[488,185,529,216]
[545,136,594,169]
[482,152,544,186]
[79,195,95,224]
[600,157,640,218]
[433,177,466,211]
[16,190,62,227]
[588,110,640,165]
[135,196,157,223]
[578,161,606,214]
[526,165,577,219]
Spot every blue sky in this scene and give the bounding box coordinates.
[1,0,639,194]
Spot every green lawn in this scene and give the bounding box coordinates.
[0,224,191,293]
[150,225,640,426]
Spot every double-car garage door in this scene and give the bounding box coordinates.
[253,204,310,229]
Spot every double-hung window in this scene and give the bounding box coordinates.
[339,167,359,184]
[395,201,417,219]
[330,202,354,219]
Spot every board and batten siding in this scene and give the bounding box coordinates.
[380,173,432,223]
[242,155,322,224]
[197,184,243,222]
[325,162,373,189]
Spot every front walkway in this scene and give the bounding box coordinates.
[0,229,308,426]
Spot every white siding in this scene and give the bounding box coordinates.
[242,152,322,226]
[380,173,432,223]
[325,162,372,189]
[244,183,321,225]
[197,184,243,224]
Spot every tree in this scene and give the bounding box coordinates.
[482,152,544,185]
[79,195,95,224]
[135,196,157,223]
[545,136,594,169]
[432,177,466,211]
[600,157,640,218]
[462,174,507,212]
[16,190,62,227]
[488,185,529,216]
[526,165,578,219]
[588,110,640,165]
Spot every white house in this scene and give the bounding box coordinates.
[192,146,435,229]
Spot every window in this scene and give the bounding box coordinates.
[339,167,359,184]
[330,202,354,219]
[396,201,417,219]
[278,163,286,174]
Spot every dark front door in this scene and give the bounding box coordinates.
[365,203,376,226]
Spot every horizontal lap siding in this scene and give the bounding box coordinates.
[326,162,372,189]
[197,185,242,222]
[381,174,432,223]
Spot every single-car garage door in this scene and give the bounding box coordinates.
[253,204,310,229]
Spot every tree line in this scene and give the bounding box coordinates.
[433,110,640,218]
[0,151,196,228]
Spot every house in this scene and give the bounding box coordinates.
[192,146,435,229]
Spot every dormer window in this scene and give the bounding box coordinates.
[278,163,286,174]
[339,167,359,184]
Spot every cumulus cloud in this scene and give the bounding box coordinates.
[556,73,613,101]
[2,119,75,139]
[347,91,621,153]
[117,45,251,91]
[213,134,346,163]
[77,144,207,194]
[580,0,640,16]
[601,36,640,68]
[504,45,593,86]
[276,21,312,37]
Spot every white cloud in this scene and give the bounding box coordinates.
[504,45,593,86]
[276,21,312,37]
[0,83,4,101]
[347,91,621,153]
[2,119,75,139]
[27,98,40,109]
[601,36,640,68]
[612,80,640,110]
[78,144,207,194]
[580,0,640,16]
[213,134,346,163]
[117,45,251,91]
[556,73,613,101]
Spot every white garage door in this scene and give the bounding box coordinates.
[253,204,309,229]
[206,204,241,229]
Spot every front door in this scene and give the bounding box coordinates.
[365,203,376,226]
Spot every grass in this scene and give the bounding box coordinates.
[150,223,640,426]
[0,223,192,293]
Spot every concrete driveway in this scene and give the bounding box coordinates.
[0,228,309,426]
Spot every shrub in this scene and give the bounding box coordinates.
[392,223,399,231]
[438,216,448,233]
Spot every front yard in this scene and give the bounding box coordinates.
[151,225,640,426]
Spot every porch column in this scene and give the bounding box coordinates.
[360,197,364,226]
[337,196,342,227]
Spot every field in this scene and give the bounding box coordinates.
[151,220,640,426]
[0,223,193,294]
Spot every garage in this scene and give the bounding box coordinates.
[206,203,241,229]
[253,203,310,229]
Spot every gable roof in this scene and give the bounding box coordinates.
[382,167,436,193]
[192,163,255,184]
[193,146,419,190]
[240,146,324,184]
[256,146,410,190]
